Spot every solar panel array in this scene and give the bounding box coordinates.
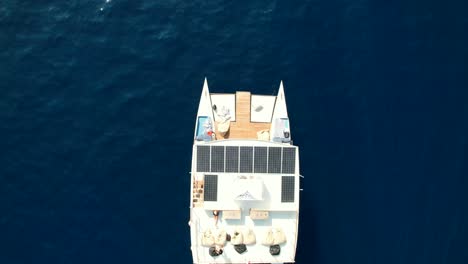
[281,176,295,203]
[204,174,218,201]
[196,145,296,174]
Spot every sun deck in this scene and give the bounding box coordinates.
[213,92,273,140]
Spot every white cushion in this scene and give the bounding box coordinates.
[201,229,215,247]
[243,228,256,245]
[262,228,274,246]
[231,230,244,245]
[217,120,230,133]
[273,228,286,244]
[261,227,287,245]
[215,229,227,246]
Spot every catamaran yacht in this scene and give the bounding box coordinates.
[189,78,300,264]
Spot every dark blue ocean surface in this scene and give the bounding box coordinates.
[1,0,468,263]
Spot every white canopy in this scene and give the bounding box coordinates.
[233,177,263,201]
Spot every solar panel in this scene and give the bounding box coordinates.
[239,146,253,173]
[196,145,297,174]
[211,146,225,172]
[225,146,239,172]
[268,147,282,173]
[281,176,295,203]
[254,147,267,173]
[204,174,218,201]
[196,146,210,172]
[282,147,296,174]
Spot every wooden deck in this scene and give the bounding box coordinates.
[215,92,271,140]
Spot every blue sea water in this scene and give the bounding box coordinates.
[1,0,468,263]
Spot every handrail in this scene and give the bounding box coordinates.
[195,217,199,263]
[190,173,194,207]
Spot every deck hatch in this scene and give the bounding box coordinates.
[239,146,253,173]
[204,174,218,201]
[254,147,268,173]
[196,146,211,172]
[211,146,225,172]
[268,147,282,173]
[225,146,239,172]
[282,147,296,174]
[281,176,295,203]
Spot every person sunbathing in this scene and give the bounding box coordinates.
[213,210,220,226]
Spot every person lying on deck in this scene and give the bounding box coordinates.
[213,210,219,226]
